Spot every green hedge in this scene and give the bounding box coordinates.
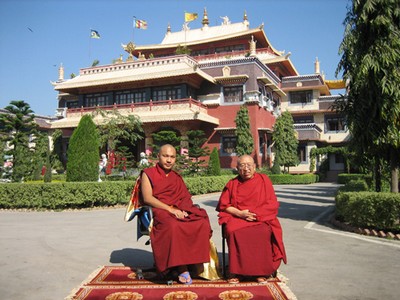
[0,181,133,210]
[185,175,234,195]
[268,174,318,184]
[338,173,373,185]
[337,179,369,193]
[335,191,400,232]
[0,173,317,210]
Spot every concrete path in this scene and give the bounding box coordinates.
[0,183,399,299]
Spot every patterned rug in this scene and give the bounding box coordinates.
[66,266,296,300]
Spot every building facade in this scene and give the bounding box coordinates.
[51,10,348,173]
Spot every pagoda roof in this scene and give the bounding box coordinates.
[125,21,282,57]
[54,55,215,94]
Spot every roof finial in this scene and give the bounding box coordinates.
[202,7,209,27]
[166,23,171,35]
[58,63,64,82]
[243,10,249,27]
[314,57,320,74]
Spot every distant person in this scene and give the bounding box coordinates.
[138,152,149,167]
[216,155,287,284]
[98,153,107,182]
[140,144,212,284]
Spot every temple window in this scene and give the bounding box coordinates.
[325,114,347,132]
[289,90,312,104]
[223,86,243,103]
[221,136,236,154]
[152,85,182,101]
[85,93,109,107]
[66,101,79,109]
[293,116,314,124]
[297,144,307,163]
[215,44,245,53]
[115,90,146,104]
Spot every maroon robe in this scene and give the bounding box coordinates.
[143,164,211,273]
[216,173,287,276]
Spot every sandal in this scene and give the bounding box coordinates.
[227,277,239,284]
[178,271,192,285]
[256,277,268,284]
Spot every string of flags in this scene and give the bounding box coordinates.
[90,29,100,39]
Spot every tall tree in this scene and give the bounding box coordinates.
[94,108,143,155]
[0,100,37,182]
[235,106,254,156]
[272,111,299,173]
[66,115,100,182]
[186,130,210,175]
[151,130,182,155]
[336,0,400,192]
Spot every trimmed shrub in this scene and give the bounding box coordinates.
[66,115,100,182]
[335,191,400,232]
[207,147,221,176]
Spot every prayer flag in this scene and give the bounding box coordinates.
[90,29,100,39]
[184,12,198,22]
[135,19,148,30]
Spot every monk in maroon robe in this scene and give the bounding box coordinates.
[141,144,212,284]
[216,155,287,284]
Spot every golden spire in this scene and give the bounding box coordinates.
[202,7,209,27]
[243,10,249,27]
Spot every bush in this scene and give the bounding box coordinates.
[337,179,369,193]
[207,147,221,176]
[66,115,100,182]
[268,174,318,184]
[0,181,133,210]
[0,173,318,210]
[335,191,400,232]
[338,173,373,186]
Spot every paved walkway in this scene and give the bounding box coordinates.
[0,183,399,299]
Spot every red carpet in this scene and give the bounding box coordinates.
[66,266,294,300]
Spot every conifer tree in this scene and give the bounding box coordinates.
[235,106,254,156]
[208,147,221,176]
[66,115,100,182]
[186,130,209,174]
[272,111,299,173]
[0,100,37,182]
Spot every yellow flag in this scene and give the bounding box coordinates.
[185,12,198,22]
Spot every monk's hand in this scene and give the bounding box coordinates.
[241,209,257,222]
[170,207,188,219]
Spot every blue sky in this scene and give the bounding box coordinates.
[0,0,350,116]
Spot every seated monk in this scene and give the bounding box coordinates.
[216,155,287,284]
[141,144,212,284]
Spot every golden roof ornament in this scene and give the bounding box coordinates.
[122,42,136,55]
[202,7,209,26]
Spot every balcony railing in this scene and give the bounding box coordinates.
[64,98,208,118]
[294,123,322,141]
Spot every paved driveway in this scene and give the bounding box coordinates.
[0,183,399,299]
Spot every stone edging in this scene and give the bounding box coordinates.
[330,214,400,240]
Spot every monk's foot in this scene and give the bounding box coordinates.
[256,277,269,284]
[227,277,239,284]
[178,271,192,285]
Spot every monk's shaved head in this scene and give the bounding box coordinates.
[237,155,256,180]
[157,144,177,172]
[159,144,176,155]
[237,155,254,166]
